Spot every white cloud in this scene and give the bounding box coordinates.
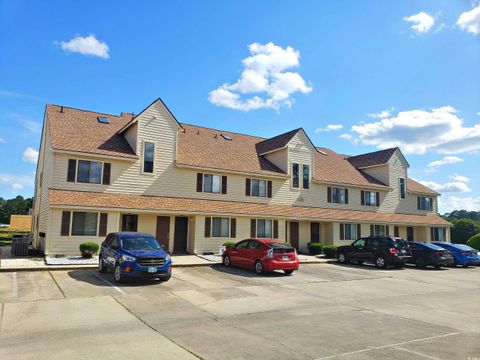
[404,12,435,33]
[8,114,42,133]
[208,42,312,111]
[418,180,471,193]
[22,147,39,164]
[457,5,480,35]
[315,124,343,133]
[426,156,464,172]
[350,106,480,154]
[58,34,110,59]
[0,174,34,194]
[339,133,353,140]
[450,173,469,182]
[0,138,4,144]
[367,108,393,119]
[439,195,480,213]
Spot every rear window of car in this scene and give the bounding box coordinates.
[268,242,292,249]
[418,242,445,250]
[392,238,409,248]
[452,244,474,251]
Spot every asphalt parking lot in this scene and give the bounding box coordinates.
[0,263,479,360]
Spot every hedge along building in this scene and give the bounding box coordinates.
[31,98,451,255]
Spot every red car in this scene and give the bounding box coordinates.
[222,238,300,275]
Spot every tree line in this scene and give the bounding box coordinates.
[442,211,480,244]
[0,196,33,224]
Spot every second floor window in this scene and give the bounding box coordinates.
[143,142,155,173]
[292,163,299,188]
[77,160,102,184]
[329,187,348,204]
[418,196,433,211]
[362,191,379,206]
[303,164,310,189]
[251,179,266,197]
[399,178,406,199]
[204,174,221,193]
[212,217,230,237]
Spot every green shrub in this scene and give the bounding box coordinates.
[467,233,480,251]
[323,245,337,258]
[79,242,99,258]
[222,241,237,248]
[307,242,323,255]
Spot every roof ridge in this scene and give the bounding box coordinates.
[348,147,398,159]
[256,127,302,146]
[46,104,131,119]
[180,123,267,140]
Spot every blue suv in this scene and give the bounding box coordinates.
[99,232,172,283]
[432,242,480,267]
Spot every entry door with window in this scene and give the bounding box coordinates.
[156,216,170,249]
[173,217,188,253]
[407,226,414,242]
[122,215,138,232]
[289,222,299,250]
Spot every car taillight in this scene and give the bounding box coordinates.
[267,248,273,259]
[389,248,397,254]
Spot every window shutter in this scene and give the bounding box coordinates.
[429,197,433,211]
[273,220,278,238]
[370,224,374,236]
[442,227,446,240]
[386,226,390,236]
[102,163,111,185]
[245,179,251,196]
[375,192,380,206]
[327,187,332,203]
[196,173,203,192]
[230,218,236,238]
[340,223,344,240]
[250,219,256,238]
[61,211,71,236]
[430,227,434,241]
[394,226,399,237]
[361,190,365,205]
[356,224,361,239]
[221,176,227,194]
[67,159,77,182]
[345,189,349,204]
[417,197,421,210]
[99,213,108,237]
[204,217,211,238]
[267,181,272,198]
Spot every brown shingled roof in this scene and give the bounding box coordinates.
[255,128,302,155]
[48,189,451,226]
[347,148,399,168]
[407,178,440,195]
[46,105,137,159]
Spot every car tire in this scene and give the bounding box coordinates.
[375,256,387,269]
[284,269,294,275]
[223,255,231,267]
[416,258,426,268]
[114,264,124,283]
[158,275,171,282]
[337,252,349,264]
[99,256,107,273]
[254,260,264,275]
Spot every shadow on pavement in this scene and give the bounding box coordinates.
[210,263,292,278]
[67,269,167,288]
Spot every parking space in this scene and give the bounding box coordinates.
[0,263,479,359]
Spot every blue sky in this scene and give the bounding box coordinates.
[0,0,479,213]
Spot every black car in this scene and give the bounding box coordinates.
[337,236,412,269]
[406,242,454,268]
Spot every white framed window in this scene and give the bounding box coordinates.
[373,224,386,236]
[292,163,299,188]
[432,227,445,241]
[257,219,273,238]
[77,160,102,184]
[204,174,221,193]
[302,164,310,189]
[212,217,230,237]
[365,191,377,206]
[332,188,346,204]
[143,142,155,173]
[344,224,358,240]
[418,197,432,211]
[251,179,267,197]
[71,212,98,236]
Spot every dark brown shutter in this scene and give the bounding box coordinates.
[327,187,332,203]
[340,223,344,240]
[102,163,111,185]
[356,224,361,239]
[221,176,227,194]
[394,226,399,237]
[204,217,211,237]
[345,189,349,204]
[250,219,256,238]
[67,159,77,182]
[99,213,108,237]
[273,220,278,238]
[267,181,272,198]
[442,227,446,240]
[361,190,365,205]
[417,196,421,210]
[375,192,380,206]
[196,173,203,192]
[245,179,251,196]
[386,226,390,236]
[429,197,433,211]
[230,218,236,238]
[61,211,71,236]
[370,224,374,236]
[430,227,434,241]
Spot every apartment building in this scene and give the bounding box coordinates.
[32,98,451,255]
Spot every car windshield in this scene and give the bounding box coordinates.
[419,242,445,250]
[120,236,161,250]
[268,242,292,249]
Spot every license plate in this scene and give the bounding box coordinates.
[282,256,289,261]
[148,267,157,273]
[399,250,406,254]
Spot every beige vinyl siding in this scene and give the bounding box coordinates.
[363,165,389,186]
[123,122,138,153]
[264,148,288,172]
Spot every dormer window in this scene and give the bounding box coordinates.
[303,164,310,189]
[292,163,299,188]
[399,178,406,199]
[143,142,155,173]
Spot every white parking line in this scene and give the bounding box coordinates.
[314,331,460,360]
[395,346,442,360]
[11,272,18,302]
[88,270,125,295]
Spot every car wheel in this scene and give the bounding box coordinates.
[375,256,386,269]
[415,258,426,268]
[223,255,231,267]
[98,257,107,273]
[158,275,171,282]
[114,264,124,283]
[337,252,348,264]
[254,260,264,275]
[284,269,294,275]
[434,264,441,269]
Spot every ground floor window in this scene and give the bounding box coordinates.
[122,214,138,232]
[71,212,98,236]
[373,224,386,236]
[257,219,273,238]
[344,224,358,240]
[212,217,230,237]
[432,227,445,241]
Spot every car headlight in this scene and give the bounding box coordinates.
[165,254,171,262]
[121,255,136,263]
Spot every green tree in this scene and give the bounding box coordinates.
[451,219,480,244]
[0,196,33,224]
